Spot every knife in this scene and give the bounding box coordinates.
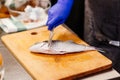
[48,30,54,49]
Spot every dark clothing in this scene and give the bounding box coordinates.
[85,0,120,43]
[65,0,85,39]
[50,0,120,73]
[84,0,120,73]
[50,0,57,5]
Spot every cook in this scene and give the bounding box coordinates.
[46,0,120,73]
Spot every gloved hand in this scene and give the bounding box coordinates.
[46,0,74,30]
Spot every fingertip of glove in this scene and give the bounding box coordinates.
[48,26,53,31]
[46,22,54,30]
[46,22,52,30]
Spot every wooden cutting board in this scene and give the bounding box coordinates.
[1,25,112,80]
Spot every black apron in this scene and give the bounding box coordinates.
[84,0,120,73]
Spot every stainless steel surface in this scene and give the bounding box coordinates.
[0,30,33,80]
[81,69,120,80]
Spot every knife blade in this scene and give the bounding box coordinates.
[48,30,54,49]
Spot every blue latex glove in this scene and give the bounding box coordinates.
[46,0,74,30]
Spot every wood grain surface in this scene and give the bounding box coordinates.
[1,25,112,80]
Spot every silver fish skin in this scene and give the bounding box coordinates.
[29,40,96,54]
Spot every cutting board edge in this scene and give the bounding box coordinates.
[61,63,112,80]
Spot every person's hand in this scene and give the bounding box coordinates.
[46,0,74,30]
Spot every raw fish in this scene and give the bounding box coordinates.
[29,40,96,54]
